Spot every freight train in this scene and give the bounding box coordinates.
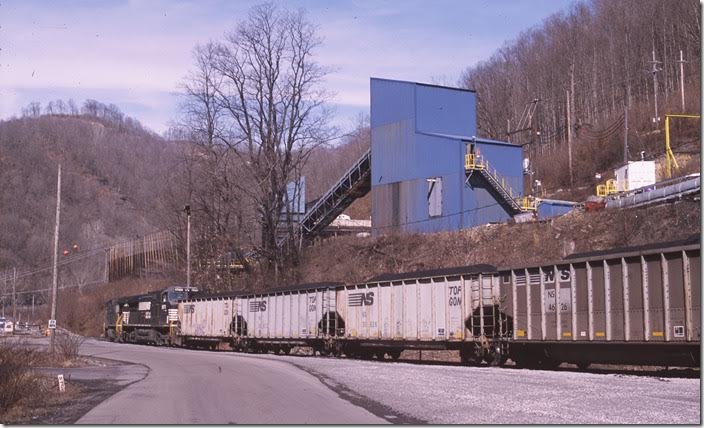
[105,237,701,368]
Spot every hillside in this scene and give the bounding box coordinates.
[462,0,700,197]
[0,108,179,270]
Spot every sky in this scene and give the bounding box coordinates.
[0,0,576,136]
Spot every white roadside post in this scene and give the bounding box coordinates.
[57,374,65,393]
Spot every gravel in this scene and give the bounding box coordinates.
[254,354,700,424]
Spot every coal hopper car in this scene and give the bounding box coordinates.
[499,237,700,368]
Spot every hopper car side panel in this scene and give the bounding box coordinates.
[503,244,700,367]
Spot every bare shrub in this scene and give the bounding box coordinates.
[0,340,41,415]
[55,333,85,361]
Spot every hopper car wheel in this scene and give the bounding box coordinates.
[460,349,481,366]
[388,350,402,360]
[515,355,540,369]
[540,358,561,369]
[332,343,344,358]
[486,353,508,367]
[360,351,374,360]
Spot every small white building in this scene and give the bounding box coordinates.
[614,161,656,192]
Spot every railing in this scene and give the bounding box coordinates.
[299,148,372,235]
[465,153,537,213]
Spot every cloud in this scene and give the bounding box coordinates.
[1,0,575,134]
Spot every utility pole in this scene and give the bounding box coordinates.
[649,49,662,125]
[50,164,62,355]
[185,205,191,288]
[566,89,574,187]
[506,119,511,143]
[12,267,16,325]
[676,50,686,112]
[624,106,629,163]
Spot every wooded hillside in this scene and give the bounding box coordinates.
[462,0,700,192]
[0,102,178,269]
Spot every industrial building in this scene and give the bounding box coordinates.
[295,78,575,241]
[370,78,527,235]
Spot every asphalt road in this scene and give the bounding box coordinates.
[75,339,389,424]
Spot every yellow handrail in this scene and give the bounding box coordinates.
[465,152,536,212]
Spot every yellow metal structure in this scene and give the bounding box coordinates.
[464,153,485,170]
[664,114,700,178]
[596,179,618,197]
[520,196,538,212]
[465,153,537,213]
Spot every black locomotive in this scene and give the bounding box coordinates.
[105,286,199,345]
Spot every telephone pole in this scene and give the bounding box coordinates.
[566,89,574,187]
[12,267,16,325]
[624,106,629,163]
[649,49,662,125]
[676,50,687,112]
[50,164,62,354]
[185,205,191,288]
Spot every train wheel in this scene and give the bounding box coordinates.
[360,351,374,360]
[540,358,561,369]
[460,348,480,366]
[388,350,401,360]
[515,355,539,369]
[576,362,591,370]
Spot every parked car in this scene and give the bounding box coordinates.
[2,319,14,334]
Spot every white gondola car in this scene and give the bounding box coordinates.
[179,296,234,348]
[336,265,505,361]
[232,283,341,353]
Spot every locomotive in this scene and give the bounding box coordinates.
[105,286,199,345]
[105,237,700,368]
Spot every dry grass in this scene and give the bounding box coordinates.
[0,340,43,416]
[284,200,700,286]
[56,333,85,361]
[0,373,81,424]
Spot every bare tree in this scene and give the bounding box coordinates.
[461,0,700,191]
[181,3,333,278]
[21,102,41,118]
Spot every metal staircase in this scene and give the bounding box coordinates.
[299,148,372,238]
[464,153,537,215]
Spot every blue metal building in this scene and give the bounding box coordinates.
[370,78,524,235]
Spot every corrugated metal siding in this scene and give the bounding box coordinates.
[415,84,476,137]
[500,246,701,343]
[179,298,233,338]
[370,78,521,235]
[340,272,501,342]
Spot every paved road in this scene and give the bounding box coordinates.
[76,340,388,424]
